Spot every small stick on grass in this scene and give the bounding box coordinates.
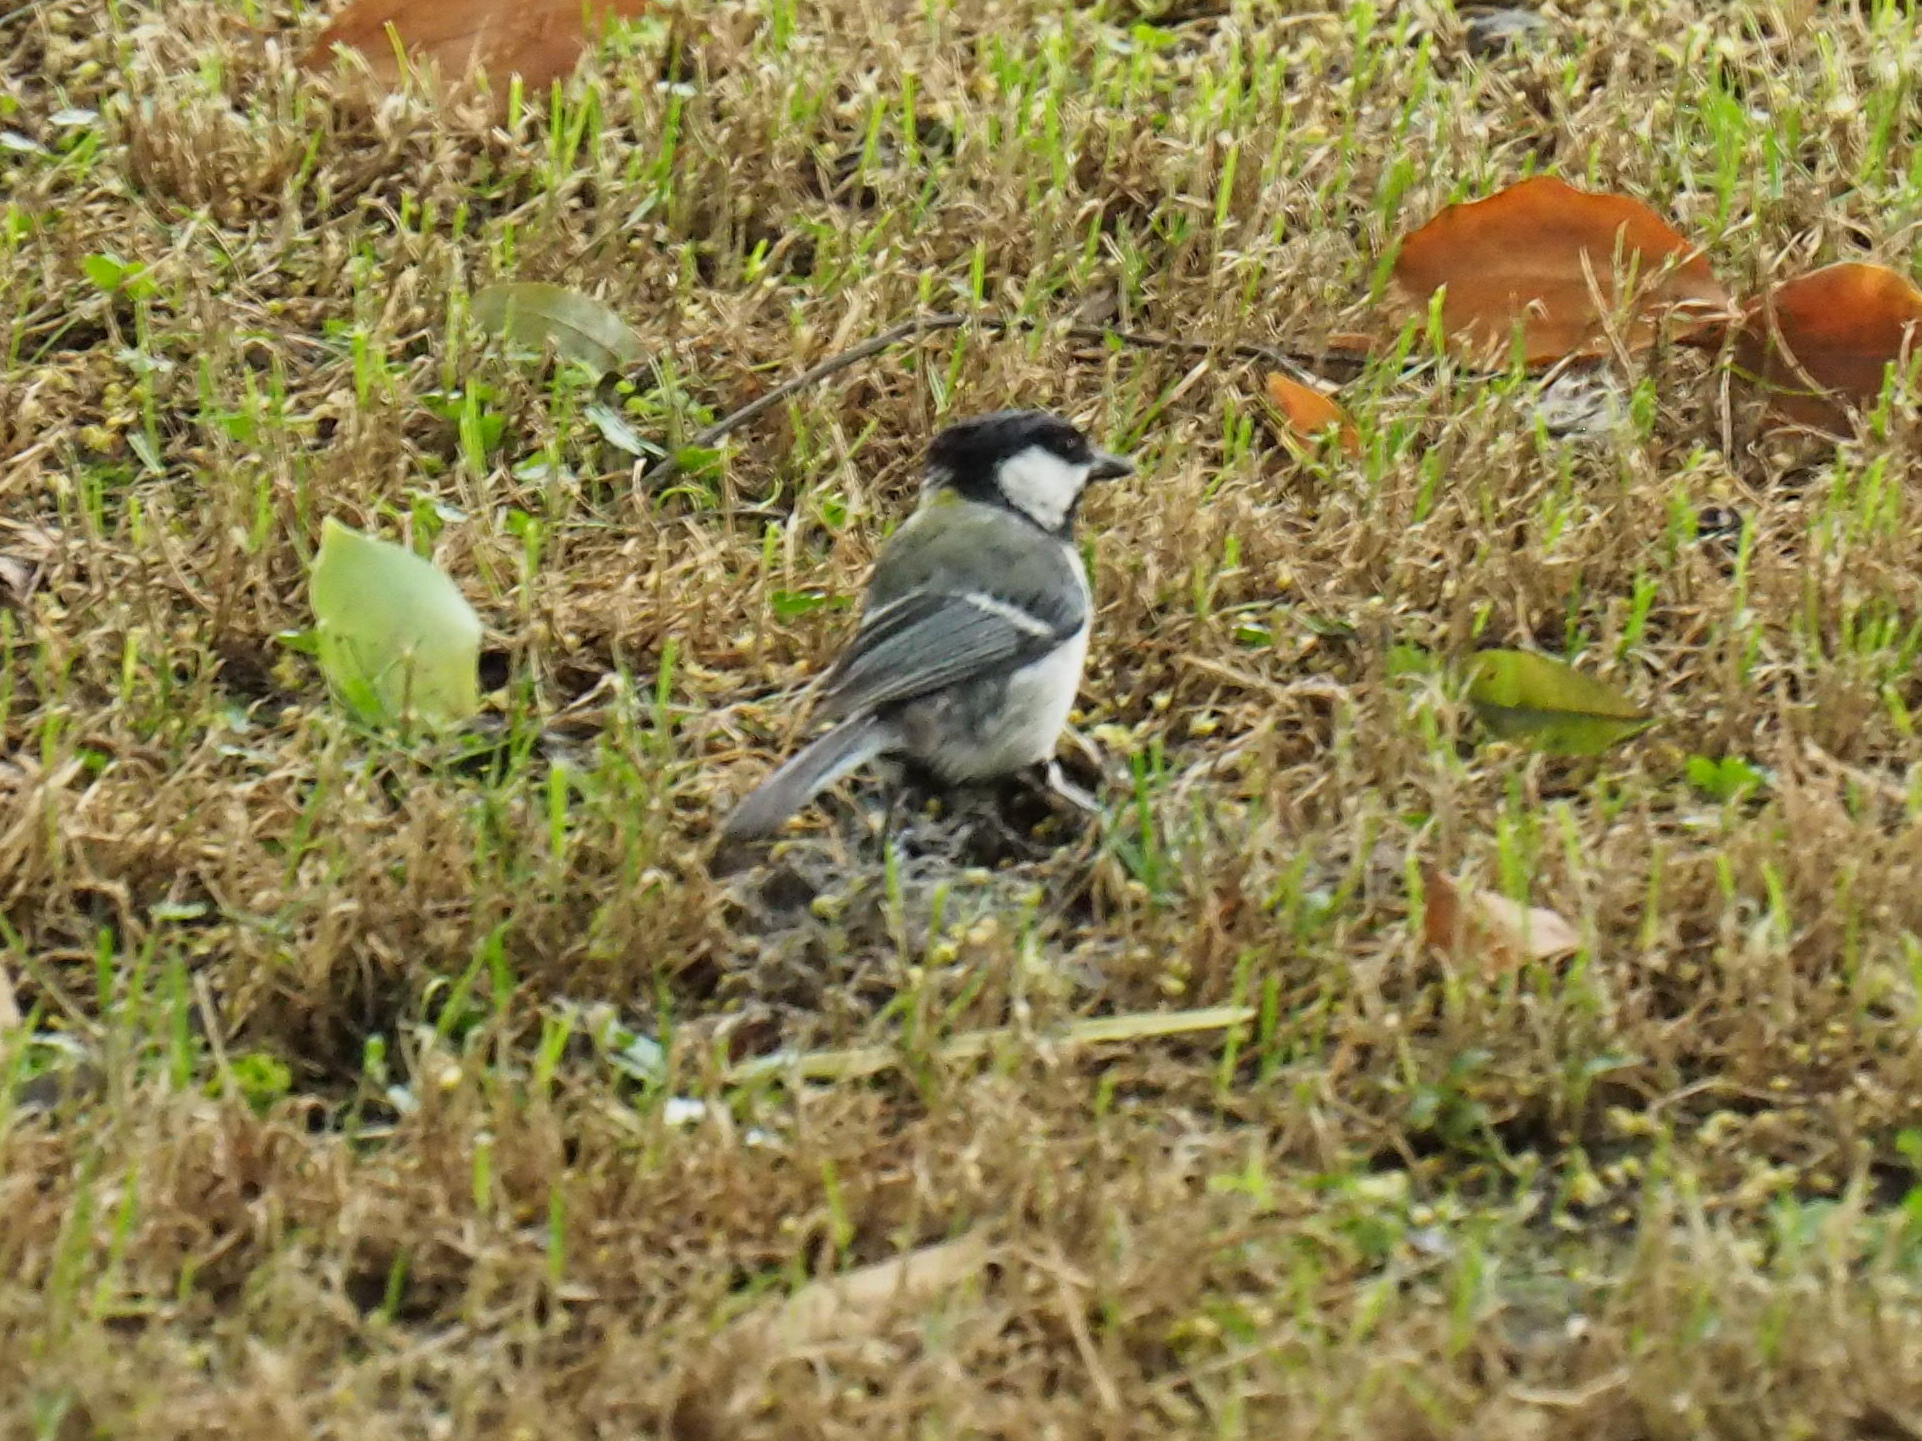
[638,313,1372,487]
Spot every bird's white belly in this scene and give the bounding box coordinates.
[934,624,1089,780]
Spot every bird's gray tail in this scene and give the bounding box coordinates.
[720,713,893,843]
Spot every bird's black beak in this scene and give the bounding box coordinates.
[1087,450,1134,482]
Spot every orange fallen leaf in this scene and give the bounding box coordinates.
[1730,261,1922,432]
[302,0,648,99]
[1391,176,1731,364]
[1263,373,1361,456]
[1421,863,1580,976]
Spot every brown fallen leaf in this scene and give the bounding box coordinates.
[730,1235,991,1352]
[671,1235,994,1441]
[1263,373,1361,457]
[302,0,649,100]
[1421,863,1580,976]
[1730,261,1922,432]
[1323,330,1385,356]
[0,961,17,1032]
[1391,175,1731,364]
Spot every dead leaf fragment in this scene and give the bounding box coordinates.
[1421,864,1580,976]
[729,1235,992,1354]
[1462,6,1555,58]
[0,520,61,604]
[725,1005,1255,1084]
[672,1235,994,1441]
[1392,176,1730,364]
[0,962,18,1032]
[302,0,649,98]
[471,281,646,377]
[1263,373,1361,456]
[1731,261,1922,432]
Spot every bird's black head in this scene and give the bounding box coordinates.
[924,409,1133,534]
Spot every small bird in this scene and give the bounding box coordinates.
[720,409,1134,843]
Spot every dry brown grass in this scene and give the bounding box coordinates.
[7,0,1922,1435]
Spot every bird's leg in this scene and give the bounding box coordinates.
[1041,756,1100,816]
[876,781,908,856]
[1061,724,1127,787]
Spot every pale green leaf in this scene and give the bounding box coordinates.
[309,518,482,732]
[471,282,644,377]
[1465,649,1650,755]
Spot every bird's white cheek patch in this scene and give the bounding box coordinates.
[996,446,1087,530]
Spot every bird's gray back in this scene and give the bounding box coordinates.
[866,494,1088,632]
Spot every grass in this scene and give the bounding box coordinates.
[6,0,1922,1435]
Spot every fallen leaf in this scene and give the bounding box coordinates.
[1391,176,1731,364]
[1323,330,1385,356]
[472,281,645,377]
[1465,649,1650,755]
[1730,262,1922,432]
[1263,373,1361,456]
[1462,6,1555,58]
[726,1005,1255,1084]
[0,520,61,604]
[309,518,482,733]
[672,1235,994,1441]
[302,0,648,99]
[733,1236,992,1352]
[1421,863,1580,975]
[1528,365,1629,440]
[0,961,18,1032]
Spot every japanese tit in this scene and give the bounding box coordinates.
[720,409,1134,843]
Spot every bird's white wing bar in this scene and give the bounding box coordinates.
[818,591,1070,718]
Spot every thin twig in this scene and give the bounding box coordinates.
[642,314,970,485]
[1055,321,1364,378]
[637,312,1372,486]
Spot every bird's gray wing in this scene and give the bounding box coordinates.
[817,590,1069,718]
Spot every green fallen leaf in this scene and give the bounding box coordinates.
[309,518,482,733]
[471,281,645,377]
[1465,649,1649,756]
[1686,753,1767,802]
[83,250,156,300]
[220,1051,293,1114]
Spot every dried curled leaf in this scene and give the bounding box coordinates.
[1263,373,1361,456]
[472,282,645,377]
[1731,261,1922,432]
[733,1236,992,1353]
[1465,649,1649,755]
[673,1236,994,1441]
[1392,176,1730,364]
[1421,864,1581,975]
[0,519,59,604]
[302,0,649,98]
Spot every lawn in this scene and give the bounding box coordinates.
[5,0,1922,1436]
